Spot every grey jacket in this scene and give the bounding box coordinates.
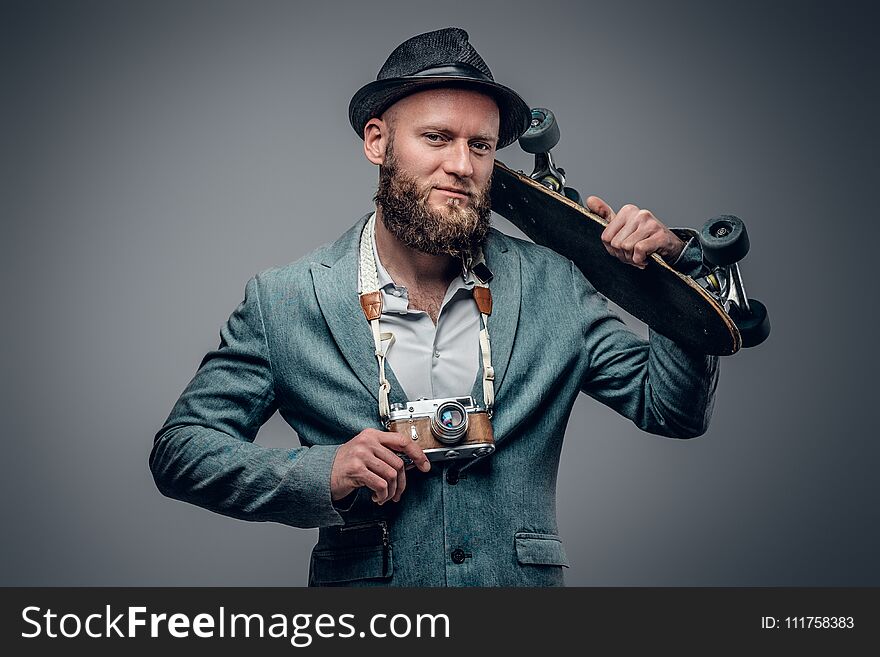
[150,214,719,586]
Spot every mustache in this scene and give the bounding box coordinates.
[433,184,473,195]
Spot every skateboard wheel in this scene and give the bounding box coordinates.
[519,108,560,154]
[563,186,585,207]
[731,298,770,348]
[699,215,750,266]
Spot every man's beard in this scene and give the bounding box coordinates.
[373,148,492,260]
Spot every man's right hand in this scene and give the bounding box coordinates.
[330,429,431,505]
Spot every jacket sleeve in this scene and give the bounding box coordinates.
[573,261,720,438]
[149,275,345,528]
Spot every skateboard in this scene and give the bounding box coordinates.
[490,108,770,356]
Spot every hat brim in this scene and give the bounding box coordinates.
[349,76,530,150]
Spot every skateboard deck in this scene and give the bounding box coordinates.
[490,159,741,356]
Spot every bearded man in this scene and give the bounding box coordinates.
[150,28,719,586]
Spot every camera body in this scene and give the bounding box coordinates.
[386,396,495,464]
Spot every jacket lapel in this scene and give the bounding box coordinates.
[311,215,387,407]
[311,214,521,409]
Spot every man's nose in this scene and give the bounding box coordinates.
[442,140,474,179]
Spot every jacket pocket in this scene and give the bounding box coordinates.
[310,544,394,585]
[514,532,570,568]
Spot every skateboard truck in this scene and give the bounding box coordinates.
[519,108,584,206]
[697,215,770,348]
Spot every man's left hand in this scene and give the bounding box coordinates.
[586,196,685,269]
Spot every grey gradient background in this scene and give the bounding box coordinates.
[2,0,877,586]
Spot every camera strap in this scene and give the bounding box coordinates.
[357,213,495,423]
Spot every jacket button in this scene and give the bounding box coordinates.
[446,469,459,485]
[451,548,466,564]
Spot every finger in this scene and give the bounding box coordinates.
[620,224,659,267]
[391,466,407,503]
[372,445,406,473]
[619,211,670,266]
[607,222,641,264]
[383,472,397,504]
[634,231,669,266]
[379,432,431,472]
[359,470,390,504]
[364,456,398,504]
[586,195,616,222]
[601,203,637,247]
[365,455,398,485]
[610,220,642,255]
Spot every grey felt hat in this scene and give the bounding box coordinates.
[349,27,531,149]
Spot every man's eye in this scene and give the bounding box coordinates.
[425,133,445,142]
[471,142,490,152]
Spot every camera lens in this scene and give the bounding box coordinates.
[440,407,463,428]
[431,400,469,444]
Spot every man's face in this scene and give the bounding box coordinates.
[371,88,500,259]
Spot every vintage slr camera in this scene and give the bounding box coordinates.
[386,396,495,464]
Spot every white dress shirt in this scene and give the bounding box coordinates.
[369,214,481,402]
